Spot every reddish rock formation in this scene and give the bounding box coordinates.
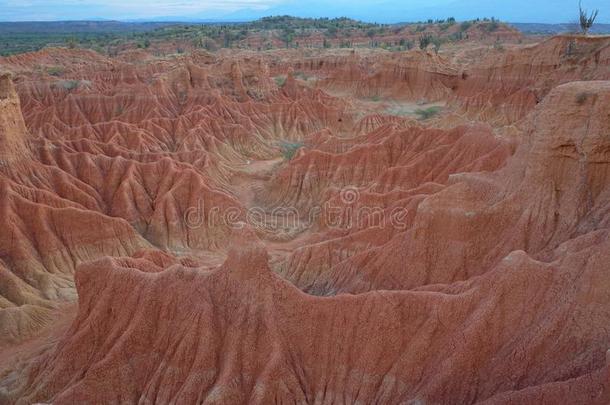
[9,222,610,403]
[278,35,610,125]
[454,35,610,124]
[0,73,30,163]
[280,81,610,296]
[0,35,609,405]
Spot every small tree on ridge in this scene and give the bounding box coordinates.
[579,1,599,36]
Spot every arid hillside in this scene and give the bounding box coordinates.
[0,32,609,404]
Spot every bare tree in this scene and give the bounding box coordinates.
[579,1,599,36]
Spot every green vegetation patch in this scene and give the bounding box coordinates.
[274,76,287,87]
[52,79,90,91]
[0,16,510,57]
[46,66,64,76]
[414,106,443,120]
[279,140,304,160]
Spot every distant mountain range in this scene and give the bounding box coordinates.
[509,22,610,34]
[0,21,173,34]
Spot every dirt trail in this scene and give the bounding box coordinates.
[230,158,281,207]
[228,157,314,263]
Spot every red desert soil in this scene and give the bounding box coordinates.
[0,34,609,404]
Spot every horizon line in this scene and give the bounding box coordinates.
[1,18,609,24]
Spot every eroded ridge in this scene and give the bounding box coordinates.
[0,34,609,404]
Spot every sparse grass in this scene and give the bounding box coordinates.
[370,95,381,102]
[493,40,505,51]
[51,79,91,91]
[274,76,286,87]
[414,106,442,120]
[54,79,80,91]
[294,71,310,81]
[46,66,64,76]
[386,106,411,116]
[279,140,304,160]
[576,92,590,105]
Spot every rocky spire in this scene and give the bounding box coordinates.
[0,72,30,165]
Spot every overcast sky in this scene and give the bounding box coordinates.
[0,0,608,23]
